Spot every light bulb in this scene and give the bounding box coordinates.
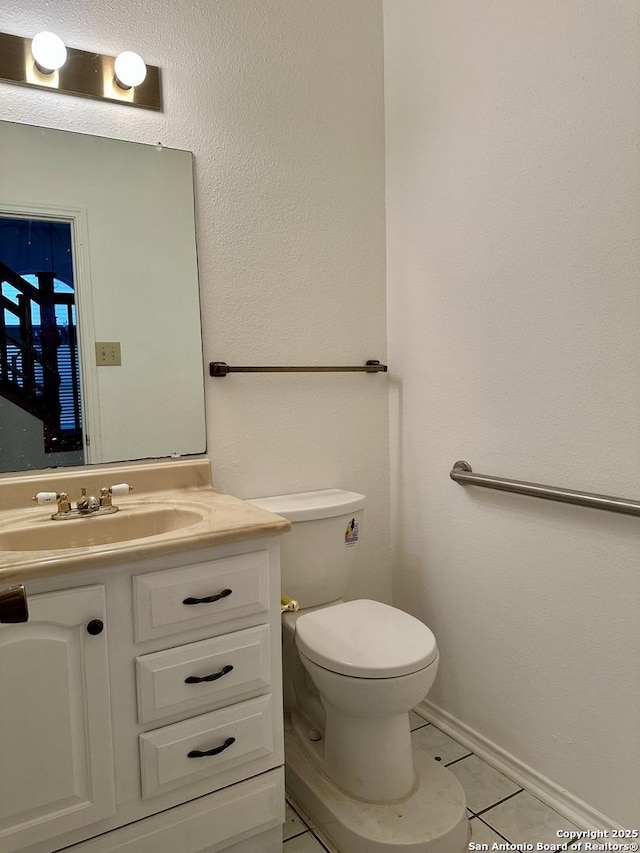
[114,51,147,89]
[31,31,67,73]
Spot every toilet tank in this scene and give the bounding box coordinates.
[248,489,366,608]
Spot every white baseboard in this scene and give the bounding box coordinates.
[416,699,621,831]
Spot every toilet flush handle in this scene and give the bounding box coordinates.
[281,594,299,613]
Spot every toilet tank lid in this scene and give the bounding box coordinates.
[248,489,366,522]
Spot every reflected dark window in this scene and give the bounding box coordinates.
[0,217,83,454]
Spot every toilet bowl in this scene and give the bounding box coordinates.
[249,489,468,851]
[294,598,439,801]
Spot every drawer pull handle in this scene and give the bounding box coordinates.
[182,588,233,606]
[184,664,234,684]
[187,736,236,758]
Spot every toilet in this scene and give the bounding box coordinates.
[250,489,469,853]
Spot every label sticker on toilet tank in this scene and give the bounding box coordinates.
[345,518,359,547]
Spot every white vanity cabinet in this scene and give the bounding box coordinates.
[0,536,285,853]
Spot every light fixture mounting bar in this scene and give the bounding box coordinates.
[0,31,162,110]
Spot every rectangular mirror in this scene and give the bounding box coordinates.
[0,121,206,473]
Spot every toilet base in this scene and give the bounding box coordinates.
[285,717,470,853]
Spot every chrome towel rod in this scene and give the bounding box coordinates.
[210,360,387,377]
[450,460,640,518]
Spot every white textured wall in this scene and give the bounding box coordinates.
[0,0,390,603]
[385,0,640,826]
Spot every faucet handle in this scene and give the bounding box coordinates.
[33,491,71,513]
[108,483,133,496]
[99,483,133,508]
[33,491,59,504]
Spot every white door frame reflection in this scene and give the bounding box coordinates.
[0,202,100,469]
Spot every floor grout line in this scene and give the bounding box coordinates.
[444,752,474,767]
[473,814,513,843]
[473,788,525,818]
[284,828,311,842]
[309,828,333,852]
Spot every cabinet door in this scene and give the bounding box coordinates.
[0,585,116,853]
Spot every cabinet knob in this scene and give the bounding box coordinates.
[0,585,28,623]
[86,619,104,635]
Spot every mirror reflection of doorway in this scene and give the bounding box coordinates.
[0,216,84,472]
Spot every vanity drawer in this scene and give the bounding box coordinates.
[139,694,274,799]
[133,551,270,642]
[136,625,271,723]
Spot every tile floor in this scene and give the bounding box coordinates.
[283,709,582,850]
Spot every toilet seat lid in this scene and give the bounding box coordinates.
[295,599,438,678]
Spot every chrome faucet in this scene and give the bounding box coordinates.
[33,484,133,520]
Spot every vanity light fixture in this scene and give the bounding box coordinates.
[0,30,162,110]
[31,31,67,73]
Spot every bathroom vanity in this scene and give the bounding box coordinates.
[0,459,290,853]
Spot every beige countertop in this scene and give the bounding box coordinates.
[0,458,290,584]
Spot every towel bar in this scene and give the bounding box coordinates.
[210,360,387,377]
